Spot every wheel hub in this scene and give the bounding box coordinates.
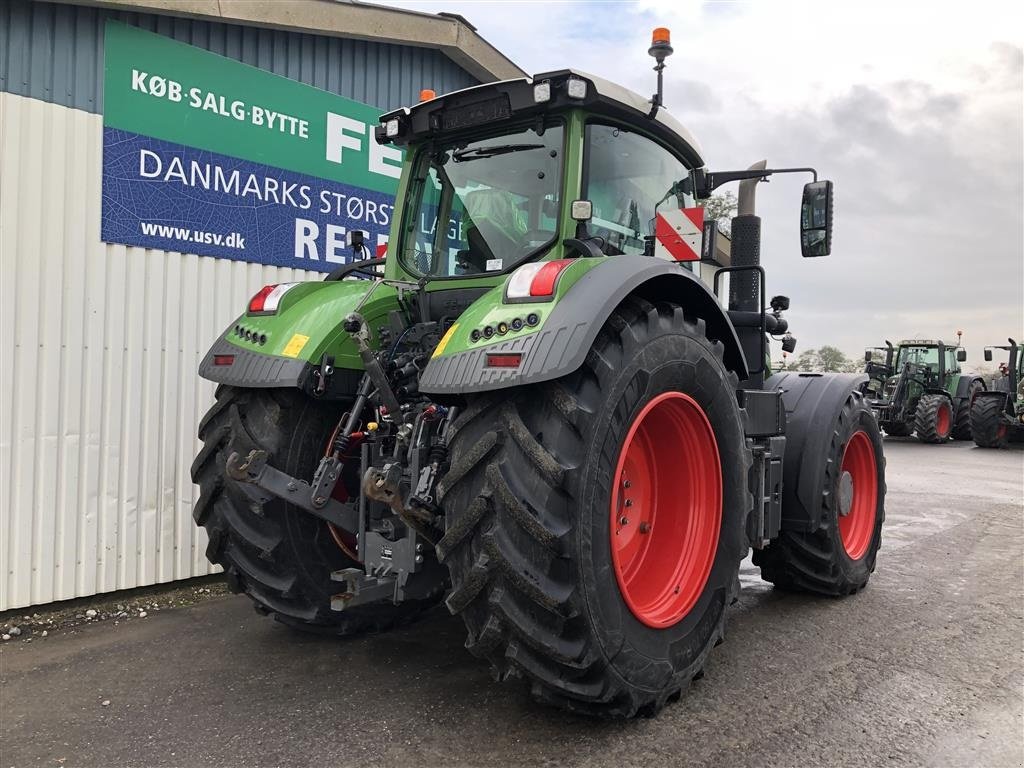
[838,471,854,517]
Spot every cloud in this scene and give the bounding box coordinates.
[382,0,1023,366]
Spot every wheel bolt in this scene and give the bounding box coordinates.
[623,479,632,489]
[624,499,633,508]
[639,522,651,534]
[619,516,629,526]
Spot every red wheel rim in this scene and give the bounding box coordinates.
[837,430,878,560]
[610,392,721,629]
[936,404,951,437]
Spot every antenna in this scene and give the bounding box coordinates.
[648,28,673,119]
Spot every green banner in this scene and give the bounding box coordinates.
[101,21,408,270]
[103,21,401,194]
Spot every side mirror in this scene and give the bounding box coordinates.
[865,350,873,363]
[800,180,833,257]
[956,349,967,363]
[984,349,993,362]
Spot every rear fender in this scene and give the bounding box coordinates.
[953,375,985,402]
[765,371,871,532]
[198,279,399,397]
[420,254,748,396]
[923,387,955,403]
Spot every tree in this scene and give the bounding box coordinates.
[701,192,737,236]
[817,345,853,372]
[782,346,859,373]
[788,348,821,371]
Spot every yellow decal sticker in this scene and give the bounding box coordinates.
[282,333,310,358]
[432,323,459,358]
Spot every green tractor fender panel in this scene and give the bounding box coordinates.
[419,254,749,396]
[765,371,872,532]
[198,279,398,397]
[953,374,985,401]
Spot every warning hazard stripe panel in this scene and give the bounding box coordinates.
[655,207,704,261]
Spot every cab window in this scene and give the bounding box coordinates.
[401,123,563,277]
[583,123,693,260]
[945,348,959,373]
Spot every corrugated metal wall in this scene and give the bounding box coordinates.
[0,0,480,610]
[1,0,477,114]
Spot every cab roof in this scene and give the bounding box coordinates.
[899,339,947,347]
[376,68,706,170]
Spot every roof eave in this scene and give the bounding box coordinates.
[62,0,525,82]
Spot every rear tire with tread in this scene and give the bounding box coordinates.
[952,381,983,441]
[437,297,752,718]
[754,392,885,595]
[191,386,441,635]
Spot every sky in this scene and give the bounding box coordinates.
[385,0,1023,368]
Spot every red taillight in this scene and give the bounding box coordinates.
[248,285,276,313]
[213,354,235,366]
[485,353,522,368]
[248,283,297,314]
[530,260,573,296]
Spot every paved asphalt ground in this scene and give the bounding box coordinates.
[2,440,1022,768]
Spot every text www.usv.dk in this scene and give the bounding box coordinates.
[140,222,246,249]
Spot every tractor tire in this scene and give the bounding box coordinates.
[191,386,442,635]
[754,391,885,595]
[970,396,1009,449]
[952,381,984,440]
[913,394,953,443]
[436,297,751,718]
[883,421,912,437]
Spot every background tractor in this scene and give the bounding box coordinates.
[970,339,1024,448]
[191,31,886,718]
[863,338,984,442]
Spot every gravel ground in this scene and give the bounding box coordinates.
[1,439,1021,768]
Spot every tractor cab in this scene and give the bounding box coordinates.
[892,339,964,389]
[374,68,709,291]
[983,339,1023,395]
[865,339,963,396]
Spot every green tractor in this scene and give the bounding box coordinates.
[862,338,984,442]
[192,32,886,717]
[970,339,1024,448]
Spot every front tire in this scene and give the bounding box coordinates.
[437,297,751,717]
[914,393,953,443]
[191,386,441,634]
[970,395,1009,449]
[754,391,885,595]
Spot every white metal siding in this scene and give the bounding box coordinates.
[0,92,316,610]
